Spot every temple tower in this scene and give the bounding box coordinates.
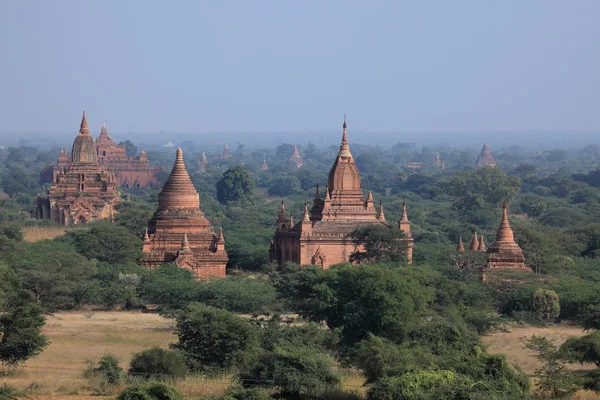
[476,143,497,167]
[289,145,303,169]
[397,201,413,264]
[221,144,232,159]
[270,118,411,268]
[198,152,208,173]
[139,148,228,279]
[456,237,465,252]
[261,159,269,171]
[487,202,531,272]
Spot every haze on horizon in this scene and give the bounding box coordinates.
[1,1,599,135]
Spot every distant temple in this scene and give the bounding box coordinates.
[432,152,445,168]
[139,148,228,279]
[404,161,423,169]
[198,152,208,172]
[289,145,303,169]
[221,144,232,159]
[36,111,119,225]
[261,159,269,171]
[487,202,531,272]
[270,119,413,268]
[476,143,497,167]
[41,123,159,188]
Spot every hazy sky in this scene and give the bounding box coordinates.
[1,1,599,134]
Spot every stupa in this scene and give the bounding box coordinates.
[198,152,208,172]
[221,144,232,159]
[289,145,303,169]
[139,148,228,279]
[261,159,269,171]
[487,202,531,272]
[476,143,497,167]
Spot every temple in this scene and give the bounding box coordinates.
[432,152,445,168]
[289,145,303,169]
[36,111,119,225]
[261,159,269,171]
[476,143,497,167]
[41,122,159,188]
[270,119,413,268]
[221,144,232,159]
[139,148,228,279]
[198,152,208,172]
[487,202,532,272]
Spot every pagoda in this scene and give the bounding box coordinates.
[36,111,119,225]
[198,152,208,172]
[139,148,228,279]
[261,159,269,171]
[270,119,412,268]
[41,122,160,188]
[476,143,497,167]
[486,202,531,272]
[221,144,232,159]
[432,152,445,168]
[289,145,303,169]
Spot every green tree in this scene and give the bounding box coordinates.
[240,345,339,398]
[532,288,560,321]
[115,202,154,237]
[266,175,301,197]
[349,225,408,264]
[0,267,48,365]
[216,166,255,205]
[116,382,183,400]
[525,335,577,397]
[118,140,139,157]
[70,224,143,265]
[171,304,259,373]
[560,331,600,367]
[129,347,187,380]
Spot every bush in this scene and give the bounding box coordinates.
[171,303,259,373]
[0,384,25,400]
[533,288,561,321]
[129,347,187,380]
[85,354,123,386]
[116,381,184,400]
[221,386,271,400]
[240,345,340,398]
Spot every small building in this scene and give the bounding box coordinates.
[221,144,232,159]
[198,152,208,172]
[289,145,303,169]
[476,143,497,167]
[139,148,228,279]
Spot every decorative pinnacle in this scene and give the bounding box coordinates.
[181,232,191,251]
[457,236,465,251]
[400,200,409,222]
[469,231,479,251]
[143,227,150,242]
[303,201,310,221]
[324,185,331,201]
[218,227,224,241]
[378,201,386,221]
[80,110,89,133]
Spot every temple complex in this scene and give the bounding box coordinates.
[41,122,159,188]
[289,145,303,169]
[476,143,497,167]
[221,144,232,159]
[139,148,228,279]
[261,159,269,171]
[198,152,208,172]
[36,111,119,225]
[270,119,413,268]
[487,202,532,272]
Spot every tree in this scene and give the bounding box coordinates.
[349,225,408,264]
[525,335,577,397]
[118,140,139,157]
[116,382,183,400]
[171,303,259,373]
[115,202,154,237]
[532,288,560,321]
[216,166,254,205]
[266,175,301,197]
[240,345,340,398]
[129,347,187,380]
[0,268,48,365]
[70,224,143,265]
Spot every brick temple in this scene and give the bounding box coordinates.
[476,142,497,167]
[41,122,159,188]
[36,111,119,225]
[139,148,228,279]
[289,145,303,169]
[270,119,413,268]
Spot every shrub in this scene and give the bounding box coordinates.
[85,354,123,386]
[0,384,25,400]
[240,345,340,398]
[533,288,561,321]
[221,386,271,400]
[116,381,184,400]
[171,303,259,373]
[129,347,187,380]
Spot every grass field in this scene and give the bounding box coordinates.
[22,226,68,242]
[1,312,596,399]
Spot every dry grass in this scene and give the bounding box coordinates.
[571,390,600,400]
[0,311,230,399]
[22,226,67,242]
[482,323,595,375]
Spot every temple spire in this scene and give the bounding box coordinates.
[143,227,150,243]
[181,232,191,252]
[303,201,310,221]
[457,236,465,252]
[218,227,224,241]
[337,117,352,159]
[478,235,486,252]
[469,231,479,251]
[400,201,410,223]
[377,201,386,221]
[496,201,515,242]
[158,148,200,210]
[80,110,89,134]
[289,214,294,227]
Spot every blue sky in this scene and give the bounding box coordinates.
[1,1,599,133]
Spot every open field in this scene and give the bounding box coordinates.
[482,323,596,375]
[22,226,68,242]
